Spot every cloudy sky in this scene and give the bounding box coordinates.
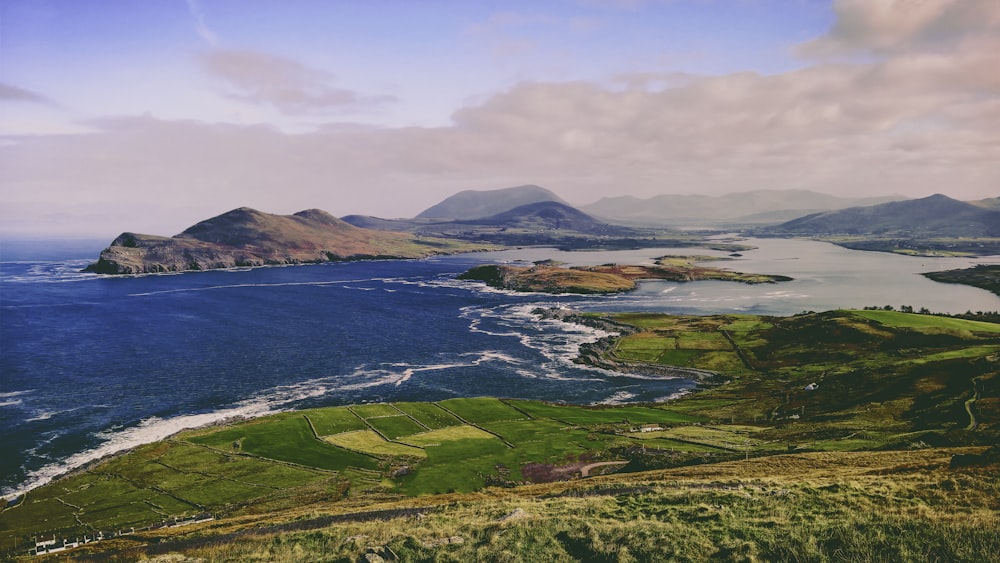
[2,0,998,237]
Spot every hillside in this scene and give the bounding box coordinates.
[581,189,904,226]
[769,194,1000,237]
[84,207,490,274]
[416,184,567,220]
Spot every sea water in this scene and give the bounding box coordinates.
[2,238,999,498]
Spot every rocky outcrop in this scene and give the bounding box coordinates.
[85,207,488,275]
[533,308,724,383]
[458,264,637,294]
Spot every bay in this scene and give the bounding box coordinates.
[1,238,999,498]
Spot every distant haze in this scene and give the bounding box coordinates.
[1,1,998,238]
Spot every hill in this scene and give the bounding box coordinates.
[466,201,621,233]
[970,197,1000,210]
[769,194,1000,238]
[415,184,567,220]
[580,189,904,226]
[84,207,490,274]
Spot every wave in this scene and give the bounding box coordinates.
[0,390,32,408]
[597,390,637,405]
[0,260,97,284]
[459,303,616,382]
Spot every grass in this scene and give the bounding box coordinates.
[323,430,426,458]
[349,403,401,419]
[48,449,1000,562]
[853,309,1000,333]
[364,415,429,440]
[301,407,366,436]
[504,400,702,425]
[400,425,498,446]
[394,402,463,429]
[187,415,379,472]
[438,397,530,424]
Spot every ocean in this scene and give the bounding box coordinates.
[2,238,999,499]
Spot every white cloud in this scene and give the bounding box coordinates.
[199,50,396,115]
[798,0,1000,57]
[185,0,219,46]
[2,1,998,237]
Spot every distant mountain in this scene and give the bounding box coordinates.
[768,194,1000,237]
[580,190,905,226]
[416,185,566,220]
[85,207,486,275]
[970,197,1000,210]
[339,214,419,231]
[466,201,623,234]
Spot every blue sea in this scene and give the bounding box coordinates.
[3,238,1000,498]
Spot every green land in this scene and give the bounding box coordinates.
[3,310,999,561]
[923,264,1000,298]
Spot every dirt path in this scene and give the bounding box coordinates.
[965,376,983,431]
[579,461,628,477]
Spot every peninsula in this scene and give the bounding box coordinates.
[459,256,792,294]
[84,207,492,274]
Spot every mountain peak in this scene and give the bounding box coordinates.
[416,185,567,220]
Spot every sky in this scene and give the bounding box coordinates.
[1,0,998,238]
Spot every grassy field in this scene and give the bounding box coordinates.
[3,309,999,559]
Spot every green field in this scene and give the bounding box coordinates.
[438,397,530,424]
[394,402,463,429]
[853,309,1000,333]
[303,407,367,436]
[324,430,426,458]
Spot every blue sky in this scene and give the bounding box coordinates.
[1,0,998,237]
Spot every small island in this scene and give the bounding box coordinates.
[459,255,792,294]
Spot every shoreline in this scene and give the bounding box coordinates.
[2,304,703,504]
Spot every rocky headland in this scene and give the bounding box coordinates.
[85,207,491,275]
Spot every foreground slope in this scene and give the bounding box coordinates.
[85,207,490,274]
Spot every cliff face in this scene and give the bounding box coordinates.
[85,207,487,275]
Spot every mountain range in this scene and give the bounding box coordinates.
[768,194,1000,238]
[579,189,905,226]
[86,188,1000,274]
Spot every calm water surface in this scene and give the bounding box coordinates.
[1,238,998,497]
